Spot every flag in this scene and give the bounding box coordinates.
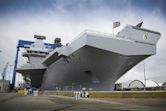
[113,21,120,28]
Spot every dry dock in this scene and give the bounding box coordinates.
[0,92,166,111]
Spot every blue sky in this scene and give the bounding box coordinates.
[0,0,165,15]
[0,0,166,85]
[0,0,166,18]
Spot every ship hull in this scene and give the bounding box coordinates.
[41,45,148,91]
[16,25,160,91]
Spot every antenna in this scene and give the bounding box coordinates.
[136,21,143,28]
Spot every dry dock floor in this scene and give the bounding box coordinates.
[0,93,166,111]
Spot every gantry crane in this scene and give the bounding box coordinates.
[1,62,9,80]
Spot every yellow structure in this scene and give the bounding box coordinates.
[89,91,166,98]
[17,88,27,95]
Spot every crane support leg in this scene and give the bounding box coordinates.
[11,47,19,89]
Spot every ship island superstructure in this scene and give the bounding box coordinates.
[17,24,161,91]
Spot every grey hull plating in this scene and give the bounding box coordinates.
[17,25,161,91]
[42,45,148,90]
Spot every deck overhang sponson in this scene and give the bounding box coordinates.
[42,30,158,66]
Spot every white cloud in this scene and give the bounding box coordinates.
[0,3,166,85]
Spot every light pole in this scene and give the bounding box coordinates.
[72,83,74,91]
[143,61,146,91]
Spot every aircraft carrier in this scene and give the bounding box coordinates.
[17,24,161,91]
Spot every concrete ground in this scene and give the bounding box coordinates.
[0,93,166,111]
